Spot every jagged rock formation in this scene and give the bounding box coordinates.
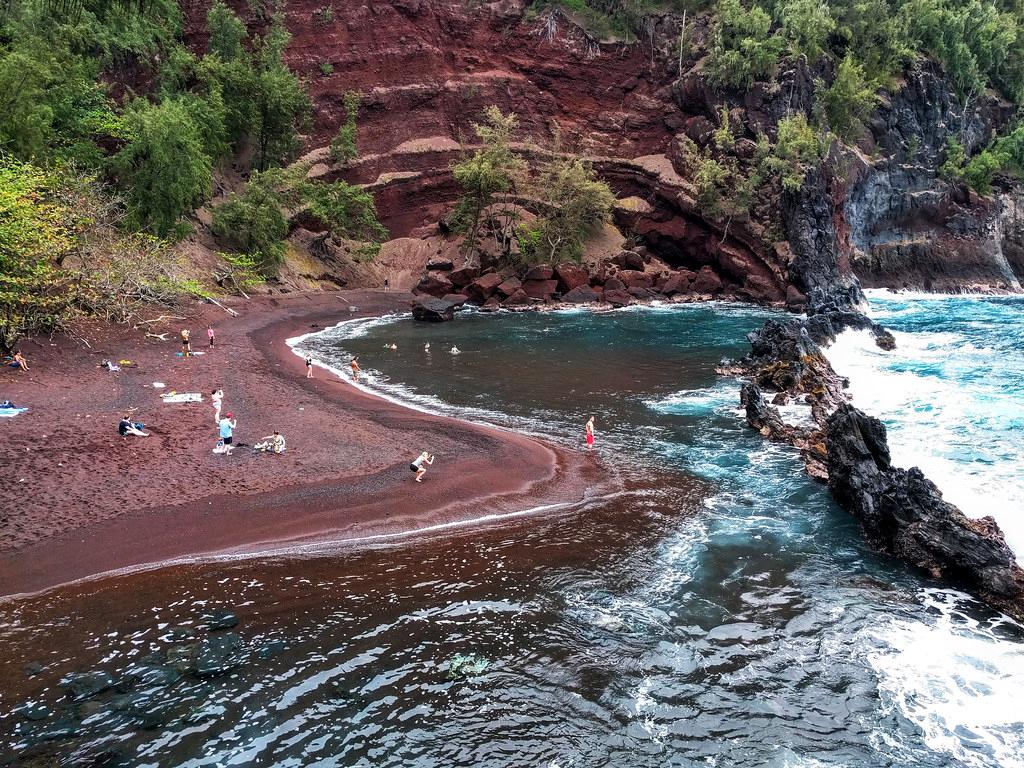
[845,64,1024,292]
[827,404,1024,621]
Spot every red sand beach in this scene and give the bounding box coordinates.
[0,290,602,597]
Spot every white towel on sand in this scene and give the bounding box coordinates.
[160,392,203,404]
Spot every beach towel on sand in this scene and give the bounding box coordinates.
[0,407,28,417]
[160,392,203,404]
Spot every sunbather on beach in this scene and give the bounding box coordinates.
[118,415,149,437]
[255,431,286,454]
[11,351,29,371]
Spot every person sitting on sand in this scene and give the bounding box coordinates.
[410,451,434,483]
[254,431,287,454]
[118,415,149,437]
[350,357,361,381]
[10,351,29,371]
[450,346,460,355]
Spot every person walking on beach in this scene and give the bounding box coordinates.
[207,325,216,348]
[180,329,191,357]
[585,416,595,449]
[211,389,224,425]
[305,355,314,379]
[410,451,434,482]
[219,412,237,456]
[350,356,361,381]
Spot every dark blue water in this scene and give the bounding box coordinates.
[2,301,1022,767]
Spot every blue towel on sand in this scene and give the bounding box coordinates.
[0,407,28,417]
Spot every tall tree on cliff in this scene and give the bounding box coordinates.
[451,107,524,263]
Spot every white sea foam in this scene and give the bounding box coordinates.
[866,589,1024,768]
[826,327,1024,555]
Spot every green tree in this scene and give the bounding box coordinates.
[762,114,825,190]
[207,0,248,62]
[822,54,877,141]
[707,0,784,89]
[778,0,835,63]
[939,136,966,180]
[451,106,524,255]
[330,90,361,165]
[527,156,616,262]
[250,18,311,171]
[305,181,387,242]
[111,99,212,236]
[210,174,290,275]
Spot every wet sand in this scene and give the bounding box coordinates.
[0,291,603,597]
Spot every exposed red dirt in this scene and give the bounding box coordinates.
[0,291,603,597]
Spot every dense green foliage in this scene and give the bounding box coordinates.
[522,157,616,262]
[941,124,1024,193]
[452,107,614,264]
[330,91,361,166]
[0,0,311,236]
[703,0,1024,105]
[210,172,291,276]
[821,54,878,141]
[211,166,388,276]
[110,99,213,236]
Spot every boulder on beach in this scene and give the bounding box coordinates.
[523,279,559,299]
[554,263,590,292]
[503,288,532,306]
[464,272,503,304]
[524,264,554,281]
[448,266,480,288]
[562,285,599,304]
[412,297,456,322]
[412,274,454,298]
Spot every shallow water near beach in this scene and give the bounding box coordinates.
[2,297,1024,767]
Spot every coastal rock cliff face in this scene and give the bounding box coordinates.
[846,65,1024,292]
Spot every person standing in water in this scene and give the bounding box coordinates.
[350,357,361,381]
[410,451,434,482]
[305,355,314,378]
[585,416,595,449]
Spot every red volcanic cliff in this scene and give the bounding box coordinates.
[182,0,1024,302]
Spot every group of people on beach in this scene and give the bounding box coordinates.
[179,326,216,357]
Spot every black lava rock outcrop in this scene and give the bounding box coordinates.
[826,404,1024,620]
